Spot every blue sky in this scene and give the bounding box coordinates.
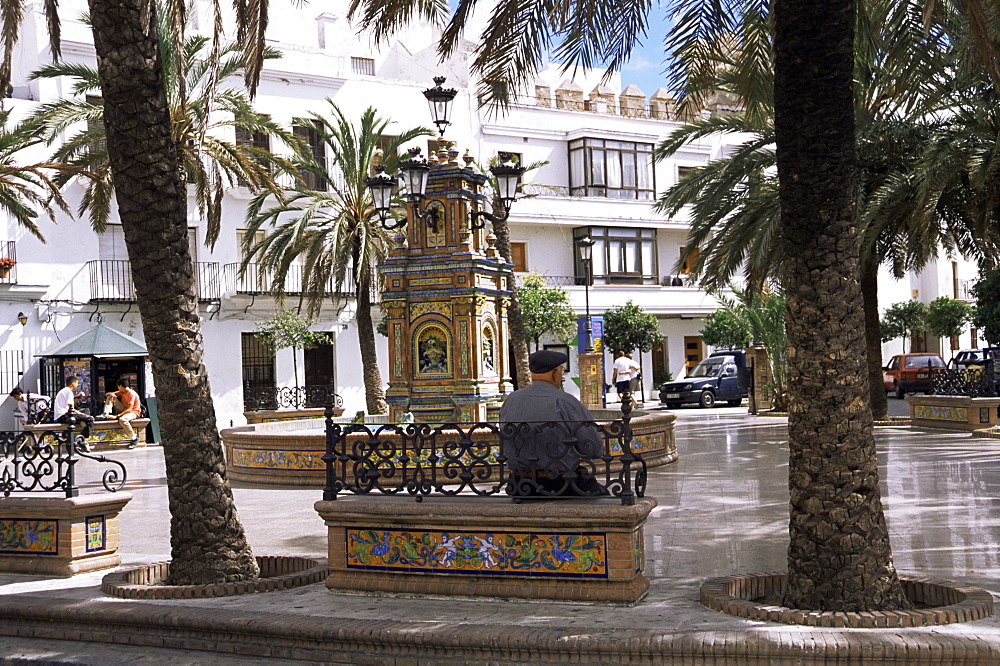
[618,11,675,94]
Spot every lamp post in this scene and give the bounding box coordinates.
[575,234,595,353]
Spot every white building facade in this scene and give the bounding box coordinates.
[0,1,982,430]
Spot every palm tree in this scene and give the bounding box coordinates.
[0,109,94,241]
[653,1,988,423]
[242,102,433,415]
[25,9,298,244]
[68,0,260,585]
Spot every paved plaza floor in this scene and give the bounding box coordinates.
[2,398,1000,662]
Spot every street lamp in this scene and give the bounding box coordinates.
[575,234,595,353]
[367,78,459,230]
[423,76,458,138]
[17,312,27,326]
[470,153,527,230]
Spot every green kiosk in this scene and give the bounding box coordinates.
[37,324,160,447]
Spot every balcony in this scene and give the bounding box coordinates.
[87,260,221,303]
[222,263,357,297]
[0,241,17,285]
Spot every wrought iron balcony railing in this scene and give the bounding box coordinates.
[87,260,220,303]
[0,240,17,285]
[223,263,357,297]
[243,384,344,411]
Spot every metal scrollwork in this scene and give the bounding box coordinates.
[0,425,127,498]
[243,384,344,411]
[321,403,643,506]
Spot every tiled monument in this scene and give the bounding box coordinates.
[380,145,513,423]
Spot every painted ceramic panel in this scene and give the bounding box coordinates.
[608,430,669,456]
[914,405,967,423]
[411,302,452,321]
[86,515,105,552]
[229,447,324,470]
[346,528,607,577]
[482,326,496,376]
[0,519,57,554]
[415,325,450,377]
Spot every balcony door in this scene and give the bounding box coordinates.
[304,340,336,407]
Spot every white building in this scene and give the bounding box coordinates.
[0,1,981,430]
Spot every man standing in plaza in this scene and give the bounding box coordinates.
[611,351,641,407]
[53,375,95,452]
[102,378,143,449]
[499,349,604,497]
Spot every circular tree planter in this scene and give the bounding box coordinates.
[701,572,994,627]
[102,555,329,599]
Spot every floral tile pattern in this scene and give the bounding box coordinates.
[229,447,324,470]
[346,528,608,577]
[914,405,968,423]
[0,519,58,554]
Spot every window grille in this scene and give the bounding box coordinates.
[351,57,375,76]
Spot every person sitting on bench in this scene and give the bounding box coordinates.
[53,375,95,452]
[9,387,50,426]
[102,378,142,449]
[499,349,605,497]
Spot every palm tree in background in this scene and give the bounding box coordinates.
[242,103,433,415]
[654,1,1000,422]
[0,109,96,241]
[25,9,297,244]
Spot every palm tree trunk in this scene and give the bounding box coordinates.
[862,262,889,421]
[774,0,909,610]
[356,270,388,414]
[490,217,532,388]
[87,0,257,584]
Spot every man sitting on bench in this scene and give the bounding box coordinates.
[499,349,605,497]
[101,378,142,449]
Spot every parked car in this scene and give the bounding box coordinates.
[950,348,1000,369]
[882,353,946,398]
[659,350,749,409]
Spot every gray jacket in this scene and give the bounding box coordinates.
[498,381,603,474]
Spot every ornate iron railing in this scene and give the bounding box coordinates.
[933,363,998,397]
[0,422,127,498]
[243,384,344,411]
[321,401,645,505]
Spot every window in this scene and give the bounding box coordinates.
[293,119,326,191]
[101,225,197,261]
[677,166,697,182]
[574,227,657,285]
[679,246,700,274]
[509,242,528,272]
[569,138,654,199]
[351,57,376,76]
[235,115,271,187]
[237,229,266,263]
[241,332,276,401]
[86,96,106,157]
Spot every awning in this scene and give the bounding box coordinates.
[39,324,148,358]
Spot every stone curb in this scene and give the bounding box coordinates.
[700,572,995,627]
[101,556,329,599]
[0,593,998,662]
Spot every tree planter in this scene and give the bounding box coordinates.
[0,493,131,576]
[907,395,1000,431]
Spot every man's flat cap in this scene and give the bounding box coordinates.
[529,349,568,373]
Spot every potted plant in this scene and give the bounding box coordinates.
[0,257,16,278]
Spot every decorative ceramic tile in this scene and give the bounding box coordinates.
[346,528,607,577]
[392,323,403,378]
[228,447,324,471]
[608,430,669,457]
[410,301,452,321]
[409,277,453,287]
[914,405,967,423]
[459,322,470,375]
[86,515,105,552]
[0,519,57,554]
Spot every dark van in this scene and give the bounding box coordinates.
[658,350,749,409]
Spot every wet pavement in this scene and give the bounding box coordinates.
[3,397,1000,661]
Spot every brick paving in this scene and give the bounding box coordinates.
[2,397,1000,662]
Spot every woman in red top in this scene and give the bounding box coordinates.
[103,378,142,448]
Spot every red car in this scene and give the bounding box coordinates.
[882,353,946,399]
